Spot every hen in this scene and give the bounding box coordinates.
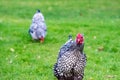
[54,33,87,80]
[29,10,47,43]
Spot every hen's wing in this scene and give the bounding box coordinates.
[36,27,46,38]
[29,24,46,39]
[29,23,38,39]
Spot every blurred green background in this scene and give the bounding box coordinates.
[0,0,120,80]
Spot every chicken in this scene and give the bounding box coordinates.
[54,33,87,80]
[29,10,47,43]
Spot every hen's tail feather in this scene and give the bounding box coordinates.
[68,35,72,39]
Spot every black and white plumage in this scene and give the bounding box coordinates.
[54,33,87,80]
[58,35,74,58]
[29,10,47,43]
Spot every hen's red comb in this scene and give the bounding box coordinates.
[76,33,84,44]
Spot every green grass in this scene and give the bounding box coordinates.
[0,0,120,80]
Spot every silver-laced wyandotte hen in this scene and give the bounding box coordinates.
[54,33,87,80]
[29,10,47,43]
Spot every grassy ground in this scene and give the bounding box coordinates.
[0,0,120,80]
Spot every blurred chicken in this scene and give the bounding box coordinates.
[29,10,47,43]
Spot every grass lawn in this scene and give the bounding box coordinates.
[0,0,120,80]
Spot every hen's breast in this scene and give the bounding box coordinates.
[56,51,76,77]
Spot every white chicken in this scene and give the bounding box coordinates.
[29,10,47,43]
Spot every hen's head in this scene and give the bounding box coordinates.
[76,33,84,45]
